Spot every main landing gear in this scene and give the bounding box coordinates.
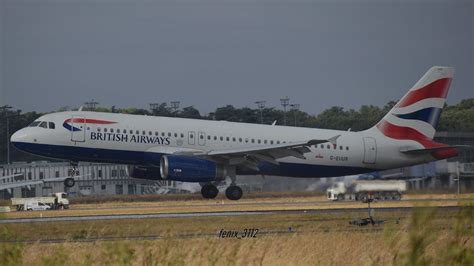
[201,184,219,199]
[200,181,243,200]
[64,162,77,188]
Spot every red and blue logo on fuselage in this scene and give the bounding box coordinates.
[63,118,117,132]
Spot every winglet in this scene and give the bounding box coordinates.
[328,135,341,145]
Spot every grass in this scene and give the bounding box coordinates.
[1,205,473,265]
[1,195,473,265]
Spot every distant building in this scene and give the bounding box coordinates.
[435,131,474,163]
[0,161,168,200]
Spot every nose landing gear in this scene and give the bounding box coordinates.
[64,162,78,188]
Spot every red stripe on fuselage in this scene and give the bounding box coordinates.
[376,120,457,159]
[64,118,117,124]
[396,78,451,108]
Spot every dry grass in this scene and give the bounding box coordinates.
[1,206,473,266]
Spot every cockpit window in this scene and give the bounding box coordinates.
[29,121,41,127]
[49,122,55,129]
[39,122,48,128]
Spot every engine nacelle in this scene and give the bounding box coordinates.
[126,166,163,180]
[160,155,226,182]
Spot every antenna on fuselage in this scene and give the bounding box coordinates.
[78,106,84,111]
[271,120,277,126]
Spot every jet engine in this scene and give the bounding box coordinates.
[160,155,226,182]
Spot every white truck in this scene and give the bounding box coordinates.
[327,180,407,201]
[11,192,69,211]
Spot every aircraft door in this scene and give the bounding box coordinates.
[70,116,86,142]
[363,137,377,164]
[198,132,206,146]
[188,131,196,145]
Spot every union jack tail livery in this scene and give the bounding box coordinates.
[374,66,457,159]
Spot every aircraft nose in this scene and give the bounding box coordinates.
[10,129,30,146]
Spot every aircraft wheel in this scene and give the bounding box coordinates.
[64,178,75,188]
[201,184,218,199]
[225,186,243,201]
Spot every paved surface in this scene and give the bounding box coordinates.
[0,206,463,224]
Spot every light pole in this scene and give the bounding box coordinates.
[170,101,180,117]
[255,101,266,124]
[290,104,300,127]
[1,105,12,164]
[84,99,99,111]
[149,103,159,115]
[280,97,290,126]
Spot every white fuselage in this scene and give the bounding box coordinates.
[11,111,436,178]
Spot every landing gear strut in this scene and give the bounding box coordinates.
[64,162,78,188]
[201,184,218,199]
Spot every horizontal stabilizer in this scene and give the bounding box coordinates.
[400,145,472,155]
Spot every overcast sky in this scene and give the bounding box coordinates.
[1,0,473,115]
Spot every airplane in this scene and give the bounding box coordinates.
[10,66,466,200]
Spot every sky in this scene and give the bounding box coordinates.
[0,0,473,115]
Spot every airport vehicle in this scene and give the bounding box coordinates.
[327,180,407,201]
[11,192,69,210]
[10,67,466,200]
[23,201,51,211]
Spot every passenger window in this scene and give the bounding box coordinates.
[239,138,242,142]
[258,139,261,144]
[142,131,146,135]
[264,140,267,144]
[270,140,274,145]
[117,129,121,133]
[104,128,108,133]
[251,139,255,143]
[232,137,236,142]
[161,132,165,136]
[168,132,171,137]
[214,136,217,140]
[220,136,223,141]
[277,141,280,144]
[174,133,178,137]
[98,128,101,132]
[48,122,55,129]
[149,131,152,135]
[181,133,184,138]
[201,135,204,139]
[339,146,343,150]
[320,145,324,149]
[207,135,211,140]
[136,130,139,134]
[39,121,47,128]
[346,146,349,151]
[245,138,249,143]
[111,129,114,133]
[155,132,159,136]
[129,130,133,134]
[327,145,330,149]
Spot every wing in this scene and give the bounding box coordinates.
[167,135,341,171]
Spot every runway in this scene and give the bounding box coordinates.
[0,205,463,224]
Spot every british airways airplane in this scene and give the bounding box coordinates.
[10,67,464,200]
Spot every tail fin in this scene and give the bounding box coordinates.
[375,66,454,140]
